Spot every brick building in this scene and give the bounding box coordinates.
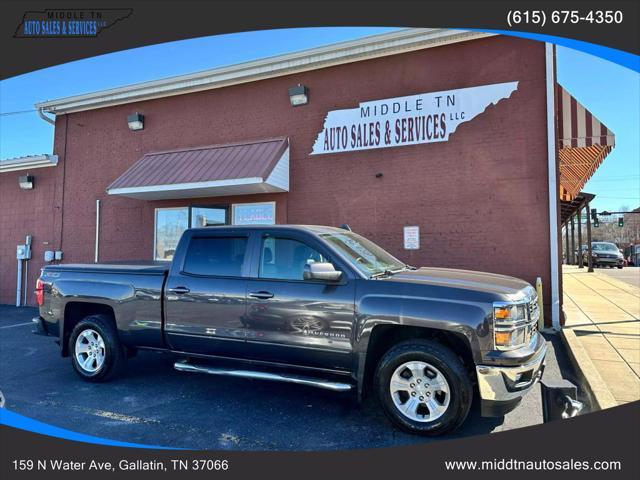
[0,29,615,327]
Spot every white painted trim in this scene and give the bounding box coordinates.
[265,147,289,191]
[232,201,277,225]
[545,42,560,329]
[109,177,265,197]
[0,154,58,173]
[36,29,494,115]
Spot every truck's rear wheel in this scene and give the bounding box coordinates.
[374,339,472,435]
[69,315,125,382]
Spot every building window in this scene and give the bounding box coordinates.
[154,208,188,261]
[232,202,276,225]
[191,207,228,227]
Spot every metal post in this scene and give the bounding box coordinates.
[570,215,576,265]
[577,206,583,268]
[95,199,100,263]
[586,202,593,272]
[564,224,570,265]
[16,259,22,307]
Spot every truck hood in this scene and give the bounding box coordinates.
[384,267,534,300]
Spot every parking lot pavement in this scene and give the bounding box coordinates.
[0,305,588,451]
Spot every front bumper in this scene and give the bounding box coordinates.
[32,316,48,336]
[476,336,547,417]
[594,257,623,266]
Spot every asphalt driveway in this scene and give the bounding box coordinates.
[0,305,588,450]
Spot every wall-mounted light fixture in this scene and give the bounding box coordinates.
[19,175,34,190]
[288,84,309,106]
[127,113,144,131]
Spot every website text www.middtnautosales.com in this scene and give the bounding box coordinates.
[444,458,622,472]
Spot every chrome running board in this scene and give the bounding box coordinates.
[174,360,353,392]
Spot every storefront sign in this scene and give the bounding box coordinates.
[403,226,420,250]
[232,202,276,225]
[311,81,518,155]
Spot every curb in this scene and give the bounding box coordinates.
[560,328,618,410]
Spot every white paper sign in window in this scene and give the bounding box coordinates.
[403,226,420,250]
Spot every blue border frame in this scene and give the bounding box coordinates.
[0,409,183,450]
[473,29,639,73]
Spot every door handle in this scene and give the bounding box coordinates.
[168,286,190,295]
[249,291,274,299]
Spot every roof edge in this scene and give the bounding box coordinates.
[35,28,494,115]
[0,154,58,173]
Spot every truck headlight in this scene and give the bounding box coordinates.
[493,300,537,351]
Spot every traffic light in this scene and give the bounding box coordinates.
[594,217,599,228]
[591,208,598,221]
[618,217,624,227]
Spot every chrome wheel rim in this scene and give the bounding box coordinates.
[74,329,106,373]
[390,361,451,422]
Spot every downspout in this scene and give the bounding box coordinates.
[37,107,55,125]
[16,258,22,307]
[545,42,561,330]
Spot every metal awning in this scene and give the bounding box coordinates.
[107,138,289,200]
[560,191,595,226]
[557,84,615,201]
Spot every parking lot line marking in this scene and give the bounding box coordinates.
[0,322,33,329]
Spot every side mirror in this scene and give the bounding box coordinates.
[303,262,343,282]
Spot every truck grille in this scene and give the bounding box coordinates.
[528,298,540,325]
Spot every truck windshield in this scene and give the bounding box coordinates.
[321,231,406,277]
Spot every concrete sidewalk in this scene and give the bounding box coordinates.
[562,265,640,406]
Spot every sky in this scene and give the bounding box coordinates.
[1,27,638,213]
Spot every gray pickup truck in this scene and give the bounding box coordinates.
[34,225,546,435]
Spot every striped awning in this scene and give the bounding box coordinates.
[557,84,615,201]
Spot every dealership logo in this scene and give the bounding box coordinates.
[311,81,519,155]
[14,8,132,38]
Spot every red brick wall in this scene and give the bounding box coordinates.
[1,35,554,320]
[0,164,61,306]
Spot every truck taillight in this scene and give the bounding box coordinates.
[35,278,44,306]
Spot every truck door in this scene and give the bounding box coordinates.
[243,231,356,371]
[164,230,251,356]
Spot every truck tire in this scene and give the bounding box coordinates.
[374,339,472,435]
[69,315,126,382]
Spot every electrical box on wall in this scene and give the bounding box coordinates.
[54,250,63,261]
[16,244,31,260]
[44,251,54,262]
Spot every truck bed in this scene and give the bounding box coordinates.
[43,261,169,276]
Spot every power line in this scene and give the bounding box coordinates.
[596,196,640,200]
[0,109,37,116]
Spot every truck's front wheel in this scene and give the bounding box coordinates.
[374,339,472,435]
[69,315,126,382]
